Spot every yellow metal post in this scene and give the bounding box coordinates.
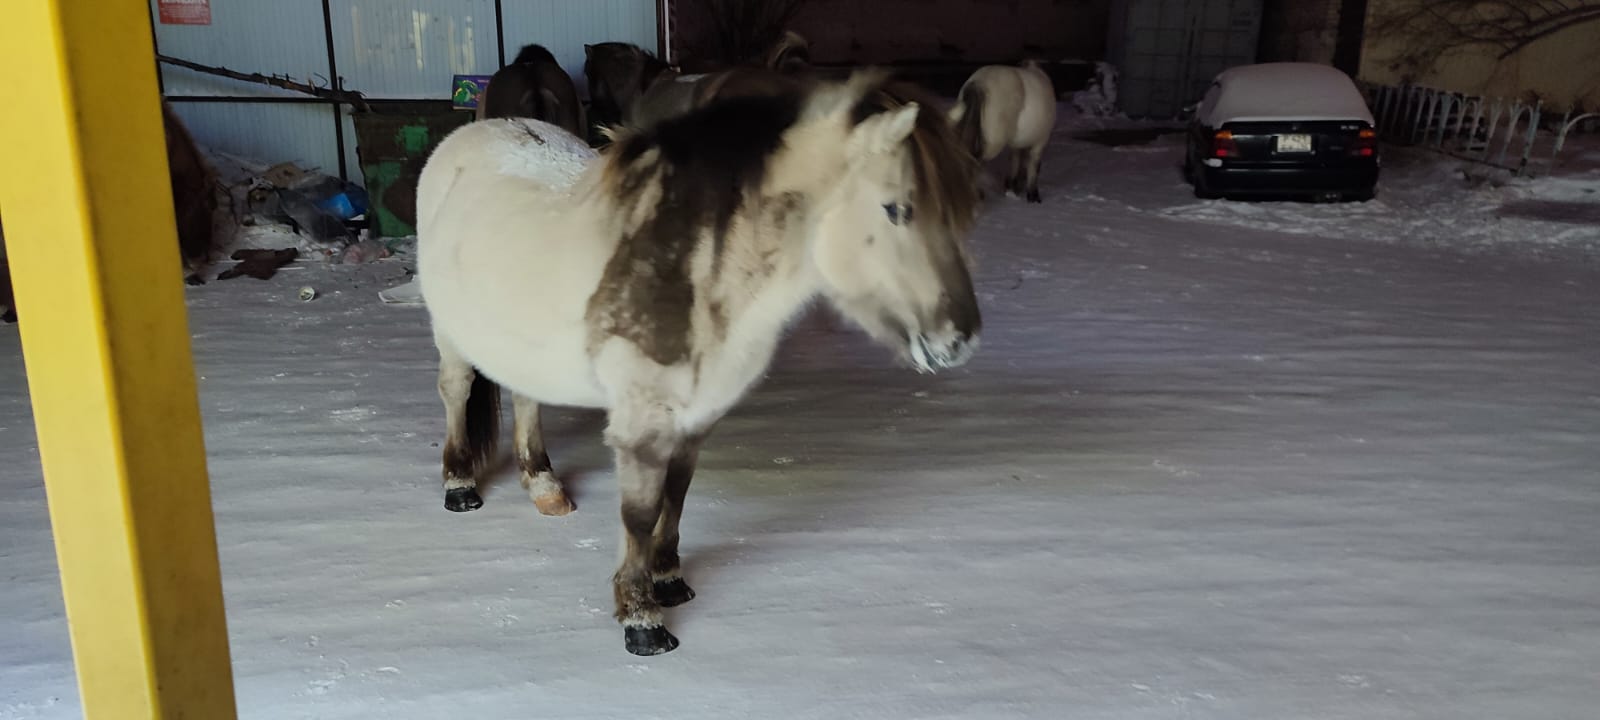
[0,1,237,718]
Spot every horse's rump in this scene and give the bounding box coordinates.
[416,118,608,407]
[481,45,585,136]
[418,118,595,236]
[161,101,218,264]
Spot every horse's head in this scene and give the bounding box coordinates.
[808,77,983,374]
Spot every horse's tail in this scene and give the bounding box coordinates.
[954,83,987,159]
[463,371,501,470]
[512,43,559,67]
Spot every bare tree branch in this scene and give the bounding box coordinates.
[1370,0,1600,80]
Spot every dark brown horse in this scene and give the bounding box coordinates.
[627,66,814,131]
[583,42,677,136]
[591,33,814,136]
[162,100,219,271]
[1,100,215,322]
[0,221,12,323]
[478,44,585,137]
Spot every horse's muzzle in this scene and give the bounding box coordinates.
[909,331,978,374]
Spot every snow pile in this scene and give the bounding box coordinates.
[1199,62,1373,126]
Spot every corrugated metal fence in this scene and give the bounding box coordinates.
[154,0,659,184]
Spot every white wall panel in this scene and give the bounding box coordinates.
[151,0,330,99]
[329,0,499,99]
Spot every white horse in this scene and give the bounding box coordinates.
[416,71,983,655]
[947,60,1058,202]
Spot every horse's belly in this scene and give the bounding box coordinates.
[433,300,608,408]
[1013,73,1058,147]
[460,329,606,408]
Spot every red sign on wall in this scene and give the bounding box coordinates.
[158,0,211,25]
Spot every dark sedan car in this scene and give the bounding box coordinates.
[1184,62,1379,202]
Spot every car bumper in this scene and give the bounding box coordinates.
[1201,163,1378,195]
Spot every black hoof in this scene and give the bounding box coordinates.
[653,577,696,607]
[1026,190,1042,203]
[184,274,206,286]
[444,487,483,512]
[624,625,680,656]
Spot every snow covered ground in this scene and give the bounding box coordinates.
[4,112,1599,719]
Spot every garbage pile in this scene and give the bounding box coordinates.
[215,154,395,267]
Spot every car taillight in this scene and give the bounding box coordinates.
[1352,127,1377,158]
[1213,130,1238,158]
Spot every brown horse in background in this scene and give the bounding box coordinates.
[587,32,813,138]
[1,100,215,322]
[0,222,12,324]
[583,42,677,137]
[162,100,219,272]
[627,66,813,131]
[478,44,585,137]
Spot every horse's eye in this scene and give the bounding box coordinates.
[883,203,913,226]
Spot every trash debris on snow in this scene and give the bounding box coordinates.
[1072,61,1121,118]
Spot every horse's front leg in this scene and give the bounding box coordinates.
[607,423,681,655]
[650,436,705,608]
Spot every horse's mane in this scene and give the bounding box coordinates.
[603,91,804,254]
[600,74,979,243]
[851,80,982,237]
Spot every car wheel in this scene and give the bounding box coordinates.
[1347,186,1376,202]
[1188,156,1219,199]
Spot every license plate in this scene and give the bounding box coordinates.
[1275,133,1313,153]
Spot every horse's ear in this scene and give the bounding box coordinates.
[584,44,595,57]
[848,102,919,157]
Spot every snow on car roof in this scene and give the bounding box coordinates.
[1199,62,1374,127]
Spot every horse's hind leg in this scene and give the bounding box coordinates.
[650,437,705,608]
[511,393,574,516]
[1023,143,1046,204]
[437,338,499,512]
[1005,149,1026,197]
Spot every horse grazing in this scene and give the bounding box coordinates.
[416,70,982,655]
[583,42,676,135]
[948,60,1058,203]
[478,44,585,137]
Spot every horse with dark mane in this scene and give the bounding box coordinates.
[415,70,982,655]
[583,42,676,136]
[479,44,585,137]
[589,32,813,136]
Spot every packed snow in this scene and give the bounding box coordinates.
[1197,63,1375,126]
[3,108,1598,719]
